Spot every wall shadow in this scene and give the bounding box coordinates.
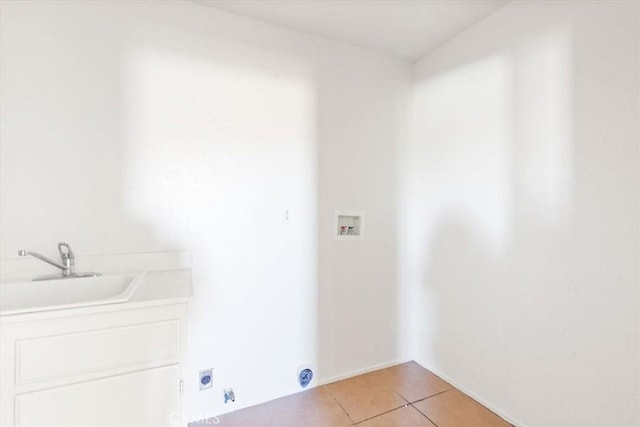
[404,2,639,425]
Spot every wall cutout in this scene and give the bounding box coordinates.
[335,211,364,240]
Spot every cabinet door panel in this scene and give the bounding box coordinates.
[16,320,180,385]
[15,365,180,426]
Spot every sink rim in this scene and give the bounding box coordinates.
[31,271,103,281]
[0,271,147,316]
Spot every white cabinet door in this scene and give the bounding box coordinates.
[15,365,180,427]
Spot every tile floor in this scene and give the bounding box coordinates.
[191,361,512,426]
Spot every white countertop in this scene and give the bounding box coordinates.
[0,268,193,323]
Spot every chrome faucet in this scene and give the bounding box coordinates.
[18,242,100,280]
[57,242,74,275]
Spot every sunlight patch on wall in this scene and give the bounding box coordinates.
[400,23,576,404]
[409,54,514,253]
[513,28,573,225]
[398,54,514,361]
[119,44,318,413]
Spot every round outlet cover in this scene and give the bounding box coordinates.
[298,368,313,388]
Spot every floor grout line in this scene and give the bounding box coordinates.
[350,401,411,425]
[204,362,511,426]
[411,387,453,404]
[322,384,355,425]
[410,402,440,427]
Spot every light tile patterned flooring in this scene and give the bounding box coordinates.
[191,361,512,426]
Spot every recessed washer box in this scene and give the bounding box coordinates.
[334,211,364,240]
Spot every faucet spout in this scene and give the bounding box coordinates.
[17,242,98,281]
[18,250,67,272]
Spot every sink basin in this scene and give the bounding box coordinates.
[0,273,145,316]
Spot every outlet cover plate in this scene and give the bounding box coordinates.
[199,369,213,390]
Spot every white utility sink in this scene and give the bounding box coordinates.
[0,273,145,316]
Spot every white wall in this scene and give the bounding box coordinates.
[3,1,639,425]
[0,0,409,420]
[402,1,640,425]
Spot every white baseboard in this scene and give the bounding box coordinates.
[413,359,526,427]
[315,358,410,386]
[180,357,530,427]
[185,358,410,425]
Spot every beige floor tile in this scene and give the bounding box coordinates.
[325,370,407,423]
[193,364,511,427]
[357,405,437,427]
[194,402,276,426]
[268,386,353,426]
[413,389,511,427]
[384,361,452,402]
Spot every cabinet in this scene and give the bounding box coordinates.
[1,303,188,427]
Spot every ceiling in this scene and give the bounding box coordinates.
[197,0,508,62]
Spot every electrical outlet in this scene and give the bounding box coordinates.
[199,369,213,391]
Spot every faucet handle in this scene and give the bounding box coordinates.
[57,242,74,260]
